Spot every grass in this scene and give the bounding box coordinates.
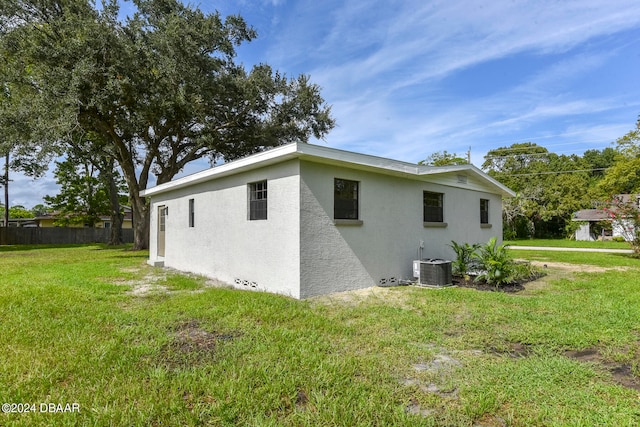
[511,250,639,268]
[1,244,640,426]
[505,238,631,249]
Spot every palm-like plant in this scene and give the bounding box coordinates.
[449,240,480,276]
[473,237,515,286]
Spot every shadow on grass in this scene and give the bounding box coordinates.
[0,243,135,252]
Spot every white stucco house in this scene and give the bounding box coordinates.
[141,142,515,299]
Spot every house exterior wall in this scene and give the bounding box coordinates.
[148,160,302,298]
[298,161,503,298]
[95,220,133,229]
[575,223,594,241]
[36,218,133,228]
[613,219,635,241]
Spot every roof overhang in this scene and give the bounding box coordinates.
[141,142,516,198]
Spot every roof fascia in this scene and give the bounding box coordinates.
[297,145,515,197]
[140,143,300,197]
[418,164,516,197]
[140,142,515,198]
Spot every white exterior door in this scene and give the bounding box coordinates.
[157,206,167,257]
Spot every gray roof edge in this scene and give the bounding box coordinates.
[140,142,515,198]
[417,164,515,197]
[140,143,300,197]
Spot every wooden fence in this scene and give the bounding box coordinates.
[0,227,134,245]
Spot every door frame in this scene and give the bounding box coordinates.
[157,205,166,257]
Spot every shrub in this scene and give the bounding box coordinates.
[449,240,480,276]
[473,237,515,287]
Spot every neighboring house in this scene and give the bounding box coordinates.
[573,194,640,241]
[34,207,134,229]
[0,218,39,227]
[141,142,515,299]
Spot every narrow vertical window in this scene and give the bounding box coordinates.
[159,207,167,231]
[480,199,489,224]
[423,191,444,222]
[188,198,195,227]
[249,180,267,220]
[334,178,359,219]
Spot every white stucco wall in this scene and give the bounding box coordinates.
[298,161,503,298]
[148,160,301,298]
[146,154,506,299]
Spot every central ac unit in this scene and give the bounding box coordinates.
[413,259,452,287]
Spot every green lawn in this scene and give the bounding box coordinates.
[505,238,631,249]
[1,244,639,426]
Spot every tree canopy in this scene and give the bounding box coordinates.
[1,0,335,248]
[44,152,127,227]
[482,142,604,238]
[419,150,468,166]
[598,118,640,195]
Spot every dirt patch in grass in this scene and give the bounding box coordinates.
[564,346,640,391]
[111,270,170,295]
[402,345,463,417]
[488,342,534,358]
[315,286,411,307]
[529,261,630,273]
[473,413,509,427]
[159,320,238,369]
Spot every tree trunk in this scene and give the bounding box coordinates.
[109,209,124,245]
[130,193,150,250]
[100,157,124,246]
[107,130,151,250]
[3,152,8,228]
[106,162,123,246]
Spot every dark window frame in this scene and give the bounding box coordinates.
[249,180,268,221]
[188,198,195,227]
[423,191,444,223]
[334,178,359,220]
[480,198,489,224]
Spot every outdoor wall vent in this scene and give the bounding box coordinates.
[457,174,468,184]
[413,259,453,287]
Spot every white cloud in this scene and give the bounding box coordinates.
[302,0,640,97]
[6,170,59,209]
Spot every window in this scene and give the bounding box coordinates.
[480,199,489,224]
[159,207,167,231]
[249,180,267,220]
[423,191,444,222]
[334,178,359,220]
[188,198,195,227]
[103,221,111,229]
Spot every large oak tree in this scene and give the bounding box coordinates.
[1,0,335,248]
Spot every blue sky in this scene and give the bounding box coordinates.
[9,0,640,208]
